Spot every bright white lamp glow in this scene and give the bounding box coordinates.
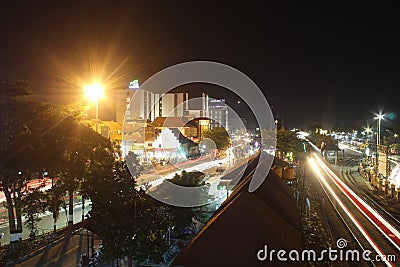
[84,81,104,133]
[374,112,385,146]
[376,114,385,120]
[84,82,104,101]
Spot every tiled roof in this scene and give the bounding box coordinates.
[152,117,186,127]
[172,155,304,267]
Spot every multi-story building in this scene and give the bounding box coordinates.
[208,98,228,130]
[117,83,212,160]
[116,83,212,123]
[115,87,190,122]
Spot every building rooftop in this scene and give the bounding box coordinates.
[172,155,304,267]
[152,117,188,128]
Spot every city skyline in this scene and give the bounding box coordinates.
[3,2,400,266]
[1,2,400,128]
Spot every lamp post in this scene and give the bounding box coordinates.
[375,113,385,146]
[84,82,104,133]
[373,112,385,184]
[95,97,99,133]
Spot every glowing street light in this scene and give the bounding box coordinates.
[84,82,104,133]
[374,113,385,146]
[364,126,372,140]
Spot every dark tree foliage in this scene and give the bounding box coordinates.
[0,80,111,249]
[0,80,57,247]
[20,188,47,239]
[306,122,324,133]
[307,132,337,149]
[202,127,231,152]
[84,151,169,265]
[276,130,304,161]
[166,171,209,235]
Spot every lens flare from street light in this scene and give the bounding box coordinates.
[374,113,385,120]
[364,126,372,134]
[84,82,104,101]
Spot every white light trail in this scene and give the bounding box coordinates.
[309,156,395,266]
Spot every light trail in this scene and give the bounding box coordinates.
[138,158,228,190]
[309,155,395,266]
[314,155,400,251]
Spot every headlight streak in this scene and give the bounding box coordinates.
[314,155,400,252]
[309,156,394,267]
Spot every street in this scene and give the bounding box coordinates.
[15,229,101,267]
[0,200,91,246]
[304,148,399,266]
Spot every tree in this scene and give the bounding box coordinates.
[0,80,57,248]
[84,151,169,266]
[166,171,209,234]
[276,130,304,162]
[331,123,342,132]
[20,188,47,239]
[43,177,68,233]
[202,127,231,152]
[0,80,110,249]
[43,115,110,228]
[307,122,323,133]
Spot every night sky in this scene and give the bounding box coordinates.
[1,1,400,129]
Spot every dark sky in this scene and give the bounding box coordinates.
[1,1,400,129]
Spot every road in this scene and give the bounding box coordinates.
[0,178,54,204]
[15,230,101,267]
[307,151,399,266]
[137,148,252,210]
[136,150,236,189]
[1,201,91,245]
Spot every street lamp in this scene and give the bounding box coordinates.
[84,82,104,133]
[374,113,385,146]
